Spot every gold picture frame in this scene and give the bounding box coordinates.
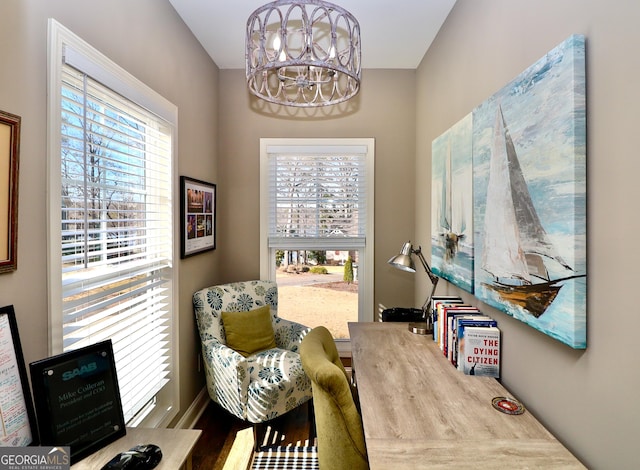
[0,110,20,273]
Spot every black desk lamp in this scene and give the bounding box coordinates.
[388,241,440,335]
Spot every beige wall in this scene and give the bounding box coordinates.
[0,0,218,425]
[3,0,633,466]
[217,69,417,315]
[417,1,640,468]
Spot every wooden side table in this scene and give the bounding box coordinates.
[71,427,202,470]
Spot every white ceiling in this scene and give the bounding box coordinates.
[168,0,457,70]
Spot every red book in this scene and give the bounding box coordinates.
[431,297,463,342]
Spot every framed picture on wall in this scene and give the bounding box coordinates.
[472,35,586,349]
[0,110,20,274]
[431,112,474,294]
[180,176,216,258]
[0,305,38,447]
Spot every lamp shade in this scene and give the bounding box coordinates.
[388,241,416,272]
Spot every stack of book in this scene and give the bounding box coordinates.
[431,296,501,378]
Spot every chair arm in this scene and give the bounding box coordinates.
[273,318,312,353]
[202,340,250,419]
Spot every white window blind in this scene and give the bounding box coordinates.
[58,59,173,423]
[260,138,374,322]
[267,148,367,250]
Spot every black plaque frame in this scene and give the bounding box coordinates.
[0,305,38,446]
[29,340,126,463]
[180,175,217,258]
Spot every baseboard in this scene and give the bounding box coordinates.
[174,386,210,429]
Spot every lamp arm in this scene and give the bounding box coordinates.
[413,247,440,316]
[413,247,439,285]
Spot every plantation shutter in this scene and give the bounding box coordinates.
[59,57,173,423]
[266,145,368,250]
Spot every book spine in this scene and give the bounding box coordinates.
[447,311,480,361]
[431,297,462,343]
[440,305,475,353]
[450,314,486,366]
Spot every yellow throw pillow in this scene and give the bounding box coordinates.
[221,305,276,357]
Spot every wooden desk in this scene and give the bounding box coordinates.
[71,427,201,470]
[349,322,584,469]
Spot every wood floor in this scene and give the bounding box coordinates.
[191,400,313,470]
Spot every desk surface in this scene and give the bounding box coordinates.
[349,322,584,469]
[71,427,201,470]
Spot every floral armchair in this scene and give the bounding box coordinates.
[193,280,313,444]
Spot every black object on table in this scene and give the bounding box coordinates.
[100,444,162,470]
[381,307,423,322]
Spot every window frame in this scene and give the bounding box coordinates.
[259,138,374,324]
[46,19,179,428]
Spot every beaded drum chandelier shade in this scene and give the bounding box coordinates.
[246,0,361,107]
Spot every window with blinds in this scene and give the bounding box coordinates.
[48,20,177,427]
[267,149,367,250]
[260,139,375,323]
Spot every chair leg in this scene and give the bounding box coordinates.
[253,422,264,451]
[308,399,316,445]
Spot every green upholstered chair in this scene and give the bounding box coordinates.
[300,326,369,470]
[193,280,313,448]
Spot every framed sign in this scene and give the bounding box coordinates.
[29,340,126,463]
[0,110,20,273]
[180,176,216,258]
[0,305,38,447]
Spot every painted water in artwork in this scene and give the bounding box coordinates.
[472,35,586,349]
[431,113,474,293]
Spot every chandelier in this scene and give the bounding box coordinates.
[246,0,361,107]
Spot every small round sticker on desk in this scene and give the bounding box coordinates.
[492,396,525,415]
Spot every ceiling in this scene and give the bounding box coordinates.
[168,0,457,70]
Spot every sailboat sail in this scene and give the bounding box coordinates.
[437,137,469,263]
[482,105,578,317]
[439,140,452,233]
[482,106,531,282]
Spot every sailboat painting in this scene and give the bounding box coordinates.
[472,35,586,349]
[431,113,474,293]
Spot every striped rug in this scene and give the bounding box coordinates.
[251,446,319,470]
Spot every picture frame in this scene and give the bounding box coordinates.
[472,35,586,349]
[0,305,39,447]
[0,110,20,273]
[431,112,474,294]
[29,340,126,464]
[180,176,216,258]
